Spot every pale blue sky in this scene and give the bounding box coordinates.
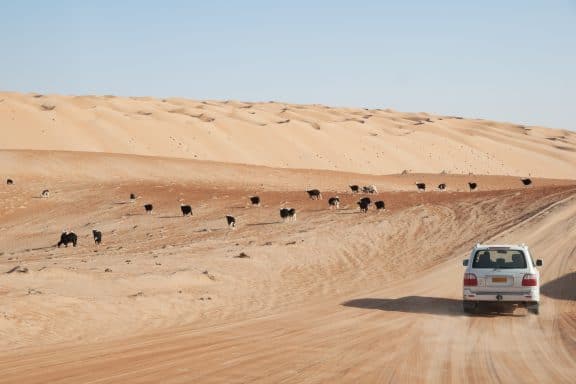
[1,1,575,129]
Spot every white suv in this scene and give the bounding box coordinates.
[462,244,542,314]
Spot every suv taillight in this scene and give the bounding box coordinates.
[464,273,477,286]
[522,274,537,286]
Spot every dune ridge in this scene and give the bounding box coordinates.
[1,91,575,178]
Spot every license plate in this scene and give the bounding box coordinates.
[492,277,506,283]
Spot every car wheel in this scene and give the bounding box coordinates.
[463,301,476,314]
[528,304,539,315]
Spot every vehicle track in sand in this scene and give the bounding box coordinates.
[0,171,575,383]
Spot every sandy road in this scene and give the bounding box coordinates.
[1,91,576,383]
[0,186,574,383]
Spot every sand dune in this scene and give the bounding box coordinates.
[1,92,575,178]
[0,154,575,382]
[1,92,575,382]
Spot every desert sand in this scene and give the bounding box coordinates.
[0,93,575,383]
[1,92,575,178]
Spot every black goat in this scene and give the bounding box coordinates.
[92,230,102,245]
[359,197,371,206]
[58,231,77,248]
[328,197,340,209]
[306,189,322,200]
[357,200,369,213]
[280,208,296,222]
[181,204,192,216]
[375,201,385,210]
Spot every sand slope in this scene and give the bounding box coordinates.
[1,92,575,382]
[1,92,575,178]
[0,154,574,383]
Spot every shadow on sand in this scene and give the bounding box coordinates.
[246,221,281,226]
[194,228,225,233]
[342,296,522,317]
[541,272,576,301]
[30,245,56,251]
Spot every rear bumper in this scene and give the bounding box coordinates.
[463,288,539,303]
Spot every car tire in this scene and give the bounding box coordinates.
[528,303,539,315]
[463,301,476,314]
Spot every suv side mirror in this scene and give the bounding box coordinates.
[463,259,469,266]
[536,259,543,267]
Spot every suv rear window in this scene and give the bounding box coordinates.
[472,249,527,269]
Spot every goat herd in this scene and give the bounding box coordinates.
[4,177,533,249]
